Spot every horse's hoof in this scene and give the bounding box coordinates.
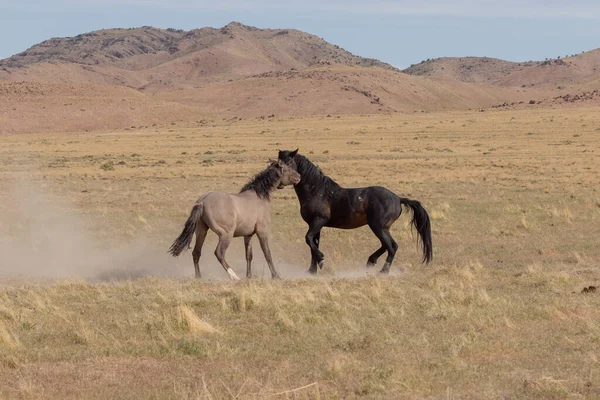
[318,260,325,269]
[379,262,391,274]
[379,266,391,274]
[272,274,282,280]
[307,268,318,275]
[227,269,240,281]
[366,261,376,268]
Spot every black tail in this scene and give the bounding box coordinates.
[399,198,433,263]
[169,203,203,257]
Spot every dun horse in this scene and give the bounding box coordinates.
[277,149,432,274]
[169,160,301,280]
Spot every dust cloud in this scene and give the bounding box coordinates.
[0,182,193,282]
[0,182,397,283]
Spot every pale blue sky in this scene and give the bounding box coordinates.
[1,1,599,68]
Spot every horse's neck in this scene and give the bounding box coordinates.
[294,180,327,201]
[263,178,280,198]
[237,189,272,205]
[298,159,339,185]
[294,184,311,202]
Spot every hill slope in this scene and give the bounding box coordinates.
[403,50,600,89]
[0,22,397,87]
[0,81,201,134]
[156,65,533,117]
[403,57,540,85]
[2,23,595,133]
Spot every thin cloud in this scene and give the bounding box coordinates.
[3,0,600,19]
[327,1,600,19]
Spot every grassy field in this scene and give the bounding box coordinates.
[1,107,600,399]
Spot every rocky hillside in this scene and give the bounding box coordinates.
[403,49,600,90]
[0,22,397,87]
[2,22,597,134]
[403,57,540,85]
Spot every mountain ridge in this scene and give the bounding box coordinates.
[0,22,398,74]
[403,49,600,89]
[1,23,599,134]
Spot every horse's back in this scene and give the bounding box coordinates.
[364,185,397,198]
[198,191,268,237]
[339,186,398,207]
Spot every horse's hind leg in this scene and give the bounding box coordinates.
[192,222,208,278]
[244,235,253,279]
[368,221,398,274]
[380,231,398,273]
[366,246,386,268]
[214,234,240,281]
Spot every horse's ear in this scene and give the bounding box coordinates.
[290,148,299,157]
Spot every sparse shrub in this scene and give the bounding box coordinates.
[21,322,35,331]
[100,162,114,171]
[175,339,208,356]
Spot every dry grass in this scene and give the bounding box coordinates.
[176,304,219,335]
[0,320,20,349]
[1,106,600,398]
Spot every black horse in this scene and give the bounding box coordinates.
[278,149,432,274]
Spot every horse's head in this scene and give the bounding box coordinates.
[270,158,300,189]
[277,148,299,171]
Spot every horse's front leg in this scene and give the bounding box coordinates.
[244,235,253,279]
[256,231,280,279]
[310,230,322,269]
[305,218,327,274]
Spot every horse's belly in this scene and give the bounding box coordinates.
[328,212,368,229]
[233,210,260,237]
[233,222,256,237]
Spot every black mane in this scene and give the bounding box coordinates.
[295,155,340,191]
[240,163,281,199]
